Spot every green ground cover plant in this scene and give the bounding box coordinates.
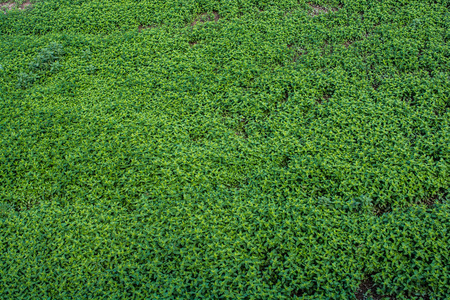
[0,0,449,298]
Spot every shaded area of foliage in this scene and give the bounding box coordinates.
[0,0,449,298]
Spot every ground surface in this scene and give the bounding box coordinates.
[0,0,449,298]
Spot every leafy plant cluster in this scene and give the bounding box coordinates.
[16,42,64,89]
[1,198,449,299]
[0,0,449,298]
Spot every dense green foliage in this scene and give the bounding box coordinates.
[0,0,449,298]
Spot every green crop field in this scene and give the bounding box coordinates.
[0,0,449,298]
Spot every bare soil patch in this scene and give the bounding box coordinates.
[1,0,31,13]
[191,11,220,26]
[344,40,354,49]
[292,47,307,62]
[308,2,327,16]
[21,0,30,8]
[355,276,397,300]
[307,2,340,17]
[356,276,431,300]
[138,25,156,32]
[1,1,15,13]
[418,189,448,207]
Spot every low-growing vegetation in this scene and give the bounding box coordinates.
[0,0,449,298]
